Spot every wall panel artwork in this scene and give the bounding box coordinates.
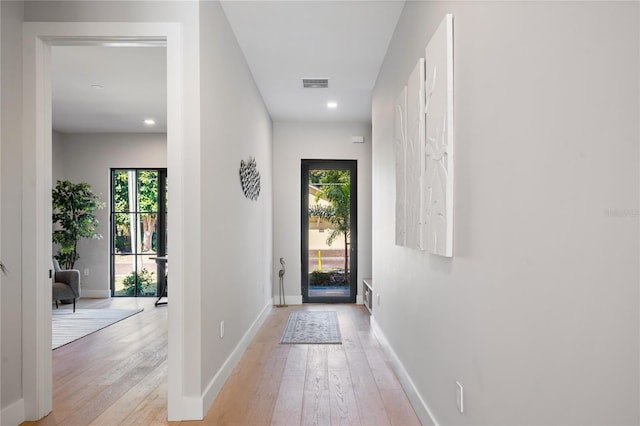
[422,14,453,256]
[394,86,407,246]
[405,58,425,250]
[394,14,453,257]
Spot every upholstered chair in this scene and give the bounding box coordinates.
[52,258,81,312]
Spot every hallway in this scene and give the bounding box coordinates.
[204,304,420,425]
[26,300,419,425]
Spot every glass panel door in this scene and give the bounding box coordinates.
[111,169,167,296]
[301,160,357,303]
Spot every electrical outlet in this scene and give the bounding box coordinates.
[456,381,464,414]
[220,321,225,339]
[377,293,381,306]
[84,268,90,276]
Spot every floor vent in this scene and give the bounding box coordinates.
[302,78,329,89]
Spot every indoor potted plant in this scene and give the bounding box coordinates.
[52,180,104,270]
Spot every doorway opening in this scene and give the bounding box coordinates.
[301,159,357,303]
[23,22,185,420]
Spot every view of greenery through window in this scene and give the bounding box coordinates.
[112,169,166,296]
[308,169,351,290]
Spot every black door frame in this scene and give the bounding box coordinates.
[301,159,357,303]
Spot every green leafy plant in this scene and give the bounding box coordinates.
[52,180,105,269]
[0,261,6,275]
[121,268,156,296]
[309,270,346,287]
[309,270,332,286]
[113,170,159,253]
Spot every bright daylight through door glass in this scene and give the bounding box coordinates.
[112,169,163,296]
[307,169,351,298]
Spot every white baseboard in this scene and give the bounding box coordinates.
[371,316,440,426]
[182,396,204,421]
[1,398,25,426]
[198,300,273,418]
[273,295,302,305]
[80,289,111,298]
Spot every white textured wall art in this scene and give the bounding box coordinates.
[421,14,453,257]
[394,14,453,257]
[405,58,425,250]
[394,86,407,246]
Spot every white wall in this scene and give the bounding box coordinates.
[51,130,64,184]
[198,0,273,408]
[273,122,372,304]
[54,133,167,297]
[372,2,639,425]
[1,0,23,420]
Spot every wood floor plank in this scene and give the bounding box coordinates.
[301,345,331,425]
[26,300,420,426]
[244,346,289,424]
[346,350,391,426]
[378,388,423,426]
[119,381,169,426]
[327,349,361,425]
[271,374,306,426]
[271,344,308,425]
[282,344,309,376]
[365,348,404,391]
[89,361,169,425]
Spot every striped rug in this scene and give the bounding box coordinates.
[52,308,143,350]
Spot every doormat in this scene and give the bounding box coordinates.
[280,310,342,344]
[52,308,143,350]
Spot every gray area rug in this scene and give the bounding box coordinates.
[281,310,342,344]
[52,308,143,350]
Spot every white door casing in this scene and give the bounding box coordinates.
[22,22,186,421]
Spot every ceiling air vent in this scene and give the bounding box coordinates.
[302,78,329,89]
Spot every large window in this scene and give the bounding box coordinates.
[111,169,167,297]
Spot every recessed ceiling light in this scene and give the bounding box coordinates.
[91,84,103,90]
[144,119,156,126]
[327,102,338,109]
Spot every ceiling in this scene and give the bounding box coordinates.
[220,1,404,123]
[51,1,404,133]
[52,46,167,133]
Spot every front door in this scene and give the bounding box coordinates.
[301,160,357,303]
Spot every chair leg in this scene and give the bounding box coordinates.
[73,298,76,313]
[55,300,58,309]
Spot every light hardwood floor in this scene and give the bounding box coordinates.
[25,299,419,426]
